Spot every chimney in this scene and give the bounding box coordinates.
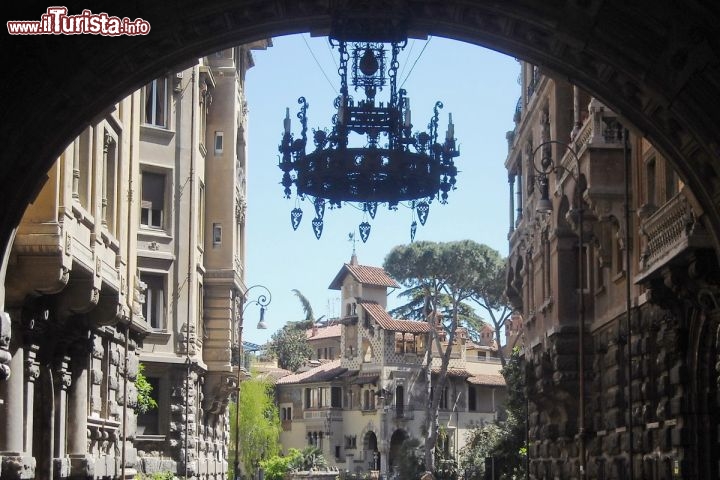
[312,324,318,337]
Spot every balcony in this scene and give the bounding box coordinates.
[636,192,713,283]
[569,99,624,157]
[387,404,415,420]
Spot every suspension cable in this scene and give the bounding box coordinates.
[301,34,338,95]
[399,36,433,89]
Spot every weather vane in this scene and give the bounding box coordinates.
[348,232,357,255]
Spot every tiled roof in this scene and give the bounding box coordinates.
[275,359,347,385]
[431,367,473,378]
[306,324,341,340]
[467,374,507,386]
[256,367,293,383]
[360,302,431,333]
[329,263,399,290]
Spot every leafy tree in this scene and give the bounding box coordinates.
[232,377,281,477]
[459,348,527,479]
[384,240,497,473]
[260,447,330,480]
[260,449,303,480]
[267,326,313,372]
[389,286,483,327]
[467,248,515,366]
[135,363,157,414]
[288,445,329,470]
[393,438,425,480]
[265,290,317,372]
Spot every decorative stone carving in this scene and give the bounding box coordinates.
[0,311,12,380]
[1,455,37,480]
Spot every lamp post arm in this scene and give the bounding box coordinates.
[241,284,272,315]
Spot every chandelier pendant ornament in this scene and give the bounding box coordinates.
[416,201,430,226]
[278,30,459,241]
[312,217,324,239]
[290,207,303,230]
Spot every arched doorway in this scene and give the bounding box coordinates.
[389,429,410,474]
[364,431,380,471]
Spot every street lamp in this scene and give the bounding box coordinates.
[530,140,586,478]
[234,284,273,480]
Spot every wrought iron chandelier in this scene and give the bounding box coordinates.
[278,35,459,242]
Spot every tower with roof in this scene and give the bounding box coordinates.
[275,256,506,478]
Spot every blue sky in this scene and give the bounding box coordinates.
[243,34,519,344]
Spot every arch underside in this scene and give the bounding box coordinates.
[2,0,719,260]
[3,2,720,478]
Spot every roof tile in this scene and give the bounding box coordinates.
[467,374,507,386]
[360,301,431,333]
[306,324,341,340]
[329,263,399,290]
[275,359,347,385]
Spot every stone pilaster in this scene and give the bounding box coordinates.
[0,311,11,381]
[0,319,36,480]
[68,336,95,479]
[53,355,72,479]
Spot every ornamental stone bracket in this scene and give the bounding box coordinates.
[68,454,95,479]
[203,373,237,416]
[0,455,36,480]
[0,311,11,380]
[641,251,720,314]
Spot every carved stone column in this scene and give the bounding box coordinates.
[1,325,24,453]
[0,318,36,479]
[67,336,94,478]
[0,311,11,380]
[53,355,72,478]
[67,345,88,456]
[23,344,40,456]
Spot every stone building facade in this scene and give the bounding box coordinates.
[0,41,268,480]
[506,63,720,479]
[276,256,506,478]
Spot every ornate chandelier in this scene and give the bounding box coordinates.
[279,35,459,242]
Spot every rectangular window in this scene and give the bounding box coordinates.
[143,78,168,127]
[198,183,205,248]
[665,167,678,202]
[305,388,311,409]
[215,131,224,155]
[416,334,426,353]
[137,376,161,434]
[213,223,222,246]
[646,158,656,206]
[331,386,342,408]
[197,282,204,342]
[103,130,119,235]
[141,172,165,229]
[468,386,477,411]
[395,332,404,354]
[77,127,92,208]
[141,273,165,329]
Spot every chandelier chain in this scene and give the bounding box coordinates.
[278,33,458,242]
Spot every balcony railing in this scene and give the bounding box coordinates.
[569,98,623,159]
[637,192,713,281]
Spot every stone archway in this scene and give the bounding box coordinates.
[388,429,410,474]
[2,0,720,270]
